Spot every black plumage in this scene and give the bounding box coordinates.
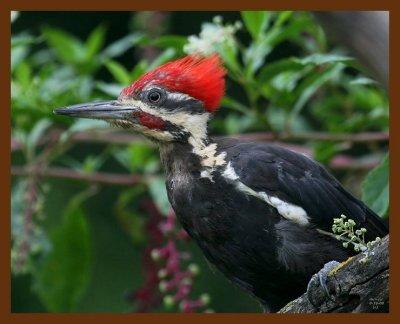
[160,137,388,311]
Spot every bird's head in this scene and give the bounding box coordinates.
[54,55,226,144]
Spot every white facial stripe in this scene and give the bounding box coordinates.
[222,162,309,226]
[123,99,210,140]
[112,119,174,141]
[167,92,193,102]
[123,98,226,180]
[131,124,175,141]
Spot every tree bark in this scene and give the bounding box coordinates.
[279,235,389,313]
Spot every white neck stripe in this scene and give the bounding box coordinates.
[222,162,309,226]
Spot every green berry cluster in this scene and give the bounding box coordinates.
[332,215,381,252]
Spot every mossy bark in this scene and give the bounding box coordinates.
[279,235,389,313]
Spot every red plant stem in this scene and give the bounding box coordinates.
[128,200,164,312]
[127,201,208,312]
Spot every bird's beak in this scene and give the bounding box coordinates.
[53,100,139,121]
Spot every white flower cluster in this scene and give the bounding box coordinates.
[332,214,381,253]
[183,16,242,56]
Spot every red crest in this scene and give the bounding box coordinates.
[120,55,226,112]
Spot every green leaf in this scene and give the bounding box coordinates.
[114,188,147,245]
[350,76,378,86]
[96,82,122,97]
[130,60,148,81]
[263,13,312,48]
[258,54,352,84]
[362,154,389,217]
[85,25,106,60]
[105,60,131,85]
[26,119,52,159]
[151,35,187,51]
[274,11,293,27]
[75,76,94,101]
[221,96,250,115]
[224,114,255,135]
[244,39,272,76]
[290,64,343,119]
[148,176,170,215]
[295,53,353,66]
[32,196,91,312]
[101,33,146,59]
[42,27,85,65]
[70,119,108,133]
[258,58,304,84]
[241,11,271,39]
[82,155,105,173]
[271,70,306,92]
[266,107,310,132]
[11,46,29,72]
[313,141,343,164]
[60,119,108,142]
[219,41,241,74]
[113,142,159,174]
[14,61,32,87]
[12,34,41,48]
[147,48,177,71]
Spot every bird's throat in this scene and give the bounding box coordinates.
[159,135,227,182]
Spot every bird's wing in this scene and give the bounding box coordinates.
[222,141,388,239]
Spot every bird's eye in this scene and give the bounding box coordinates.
[147,90,162,104]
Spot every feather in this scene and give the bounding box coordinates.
[120,55,226,112]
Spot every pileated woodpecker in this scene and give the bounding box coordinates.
[55,55,388,312]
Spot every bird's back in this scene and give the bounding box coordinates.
[163,137,388,311]
[215,137,388,240]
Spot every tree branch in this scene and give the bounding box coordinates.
[59,129,391,146]
[11,166,144,186]
[10,150,379,188]
[10,148,382,187]
[11,129,387,178]
[229,131,389,143]
[279,235,389,313]
[11,130,388,152]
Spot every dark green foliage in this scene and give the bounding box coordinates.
[11,11,388,313]
[362,154,389,218]
[32,194,91,312]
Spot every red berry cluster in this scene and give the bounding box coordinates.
[129,201,212,313]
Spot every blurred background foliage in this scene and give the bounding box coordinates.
[11,11,389,313]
